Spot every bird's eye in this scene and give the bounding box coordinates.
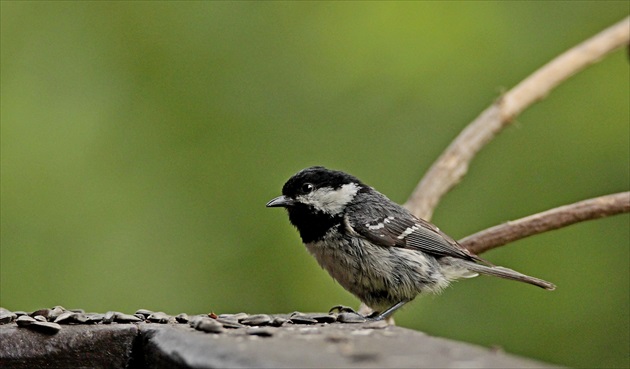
[301,183,314,194]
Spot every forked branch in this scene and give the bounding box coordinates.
[361,19,629,318]
[459,192,630,255]
[405,17,630,221]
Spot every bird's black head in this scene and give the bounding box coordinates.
[267,166,365,214]
[266,166,366,242]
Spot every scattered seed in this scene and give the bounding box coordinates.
[54,312,75,324]
[289,314,318,325]
[240,314,271,326]
[30,309,50,319]
[147,312,170,324]
[188,315,206,328]
[216,318,245,329]
[48,306,66,320]
[336,312,366,323]
[219,312,248,320]
[269,317,288,327]
[135,309,153,318]
[0,308,16,324]
[28,321,61,334]
[114,313,142,323]
[103,311,116,324]
[85,313,104,324]
[308,314,337,324]
[16,315,36,327]
[175,313,189,323]
[194,318,224,333]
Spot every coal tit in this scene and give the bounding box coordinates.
[267,166,555,321]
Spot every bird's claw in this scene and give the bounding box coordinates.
[364,311,384,320]
[328,305,359,315]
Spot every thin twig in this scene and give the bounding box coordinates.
[404,17,630,221]
[459,192,630,255]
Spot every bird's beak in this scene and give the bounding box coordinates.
[266,195,295,208]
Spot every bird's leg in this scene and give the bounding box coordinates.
[364,300,409,321]
[329,300,409,321]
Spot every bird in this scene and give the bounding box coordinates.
[266,166,555,321]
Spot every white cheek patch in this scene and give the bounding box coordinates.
[297,183,360,215]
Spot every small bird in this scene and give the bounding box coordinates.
[267,166,555,321]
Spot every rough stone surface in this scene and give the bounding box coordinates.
[0,324,138,369]
[0,310,560,369]
[139,323,558,369]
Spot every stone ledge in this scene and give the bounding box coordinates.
[141,323,558,369]
[0,319,559,368]
[0,324,139,369]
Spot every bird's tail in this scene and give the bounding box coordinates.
[443,257,556,290]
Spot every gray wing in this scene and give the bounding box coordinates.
[348,210,482,262]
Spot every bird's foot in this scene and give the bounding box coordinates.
[364,311,385,321]
[328,305,386,323]
[328,305,359,315]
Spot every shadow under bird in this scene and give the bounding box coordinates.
[267,166,555,321]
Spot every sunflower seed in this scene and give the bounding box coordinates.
[147,312,170,324]
[0,308,16,324]
[175,313,189,323]
[289,314,318,325]
[85,313,104,323]
[54,312,75,324]
[269,317,288,327]
[30,309,50,319]
[337,312,367,323]
[219,312,248,320]
[103,311,116,324]
[114,313,142,323]
[29,321,61,334]
[16,315,36,327]
[307,313,337,323]
[135,309,153,318]
[216,317,245,329]
[48,306,66,320]
[194,318,224,333]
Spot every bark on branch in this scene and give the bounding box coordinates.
[404,17,630,221]
[459,192,630,255]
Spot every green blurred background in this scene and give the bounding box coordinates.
[1,1,628,367]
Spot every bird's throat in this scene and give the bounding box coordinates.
[288,205,343,244]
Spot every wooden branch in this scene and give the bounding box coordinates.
[459,192,630,255]
[404,17,630,221]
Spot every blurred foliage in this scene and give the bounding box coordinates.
[1,2,628,368]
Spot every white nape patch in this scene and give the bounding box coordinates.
[298,183,360,215]
[366,216,395,230]
[397,224,420,240]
